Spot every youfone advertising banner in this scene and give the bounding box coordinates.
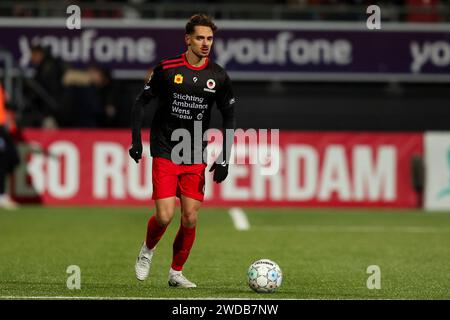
[424,132,450,211]
[10,129,422,207]
[0,19,450,81]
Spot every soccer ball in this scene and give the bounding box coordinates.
[247,259,282,293]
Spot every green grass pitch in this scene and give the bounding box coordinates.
[0,206,449,299]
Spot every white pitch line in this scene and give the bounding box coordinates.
[229,207,250,231]
[0,296,152,300]
[256,225,450,233]
[0,296,302,300]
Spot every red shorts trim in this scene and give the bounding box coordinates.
[152,157,207,202]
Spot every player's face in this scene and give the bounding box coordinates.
[186,26,214,58]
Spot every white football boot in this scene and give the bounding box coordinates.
[168,269,197,288]
[135,243,154,281]
[0,195,18,210]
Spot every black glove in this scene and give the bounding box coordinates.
[209,161,229,183]
[129,142,143,163]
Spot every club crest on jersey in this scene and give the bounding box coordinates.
[204,79,216,93]
[207,79,216,89]
[174,74,183,84]
[193,77,198,83]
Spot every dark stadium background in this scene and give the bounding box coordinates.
[1,0,450,302]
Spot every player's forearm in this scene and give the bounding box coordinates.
[130,90,150,144]
[220,106,236,164]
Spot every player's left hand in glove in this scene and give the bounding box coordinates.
[209,161,229,183]
[129,142,143,163]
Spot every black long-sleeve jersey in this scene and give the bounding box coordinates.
[131,53,236,164]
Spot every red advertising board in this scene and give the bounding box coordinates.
[10,129,423,207]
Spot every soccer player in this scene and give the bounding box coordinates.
[129,14,236,288]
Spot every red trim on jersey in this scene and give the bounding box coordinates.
[163,62,186,70]
[162,58,183,65]
[182,53,209,71]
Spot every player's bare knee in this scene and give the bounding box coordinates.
[155,210,174,226]
[181,209,198,227]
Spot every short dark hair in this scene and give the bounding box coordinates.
[185,13,217,35]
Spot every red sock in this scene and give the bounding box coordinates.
[171,224,196,271]
[145,215,168,250]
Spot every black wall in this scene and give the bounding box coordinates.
[133,81,450,131]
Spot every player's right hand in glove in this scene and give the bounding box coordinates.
[209,161,229,183]
[129,141,143,163]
